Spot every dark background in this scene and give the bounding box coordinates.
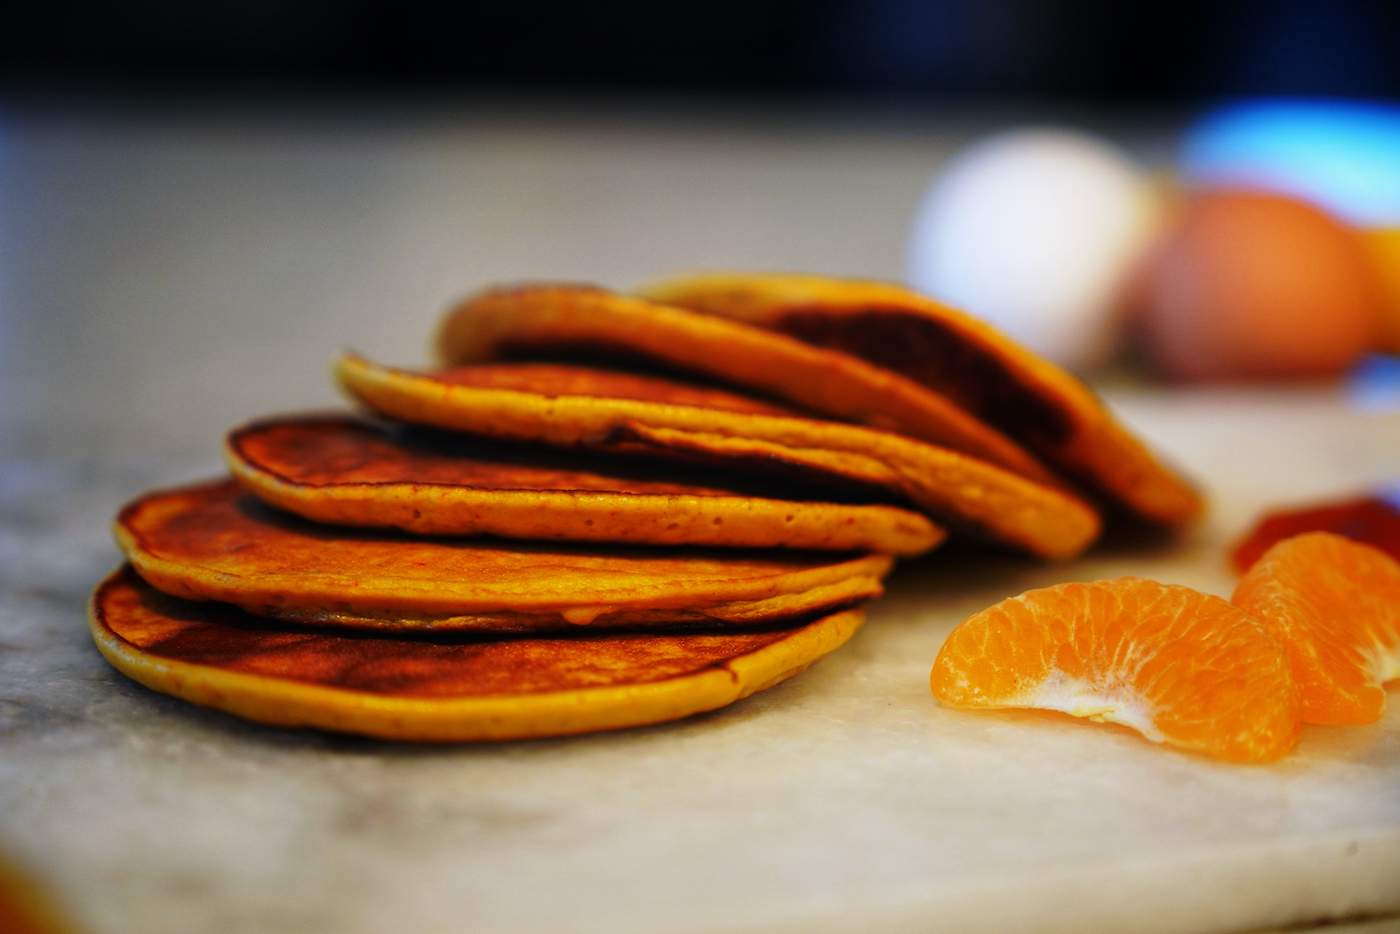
[5,0,1399,102]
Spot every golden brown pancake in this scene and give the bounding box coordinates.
[225,414,943,555]
[434,284,1058,486]
[115,479,893,632]
[434,361,799,416]
[337,355,1102,560]
[90,566,866,741]
[637,273,1204,527]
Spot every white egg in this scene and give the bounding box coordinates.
[906,129,1159,371]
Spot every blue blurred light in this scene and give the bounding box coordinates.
[1346,353,1400,413]
[1181,99,1400,227]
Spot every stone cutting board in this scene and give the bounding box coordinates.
[1,388,1398,934]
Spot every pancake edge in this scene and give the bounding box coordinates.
[336,355,1102,560]
[434,284,1060,486]
[222,420,945,557]
[87,566,866,741]
[637,272,1205,527]
[113,479,895,631]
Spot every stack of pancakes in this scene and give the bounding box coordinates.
[89,274,1202,741]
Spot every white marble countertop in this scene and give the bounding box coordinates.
[1,96,1396,934]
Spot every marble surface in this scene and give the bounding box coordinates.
[0,97,1397,934]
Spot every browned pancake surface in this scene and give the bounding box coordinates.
[639,273,1204,526]
[231,414,741,495]
[434,285,1059,486]
[336,355,1102,560]
[770,309,1073,449]
[115,480,892,630]
[97,567,797,698]
[88,566,868,740]
[225,414,944,554]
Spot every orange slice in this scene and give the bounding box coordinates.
[90,566,866,741]
[1233,531,1400,725]
[931,577,1299,762]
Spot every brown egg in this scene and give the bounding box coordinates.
[1138,190,1384,381]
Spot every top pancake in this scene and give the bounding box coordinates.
[637,273,1204,527]
[225,413,943,555]
[434,284,1058,486]
[335,356,1101,560]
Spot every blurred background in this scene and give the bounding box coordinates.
[3,0,1400,463]
[6,0,1399,100]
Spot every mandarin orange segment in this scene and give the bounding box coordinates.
[931,578,1299,762]
[1232,531,1400,726]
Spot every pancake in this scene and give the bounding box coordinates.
[336,355,1102,560]
[115,479,893,632]
[637,272,1204,527]
[434,284,1058,486]
[90,566,865,741]
[225,414,943,555]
